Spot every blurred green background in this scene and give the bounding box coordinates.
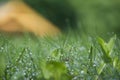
[1,0,120,36]
[24,0,120,36]
[69,0,120,36]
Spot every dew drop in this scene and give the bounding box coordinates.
[14,76,17,80]
[81,70,84,74]
[32,73,35,76]
[29,52,32,55]
[93,64,96,67]
[1,47,4,50]
[23,72,26,76]
[79,46,85,51]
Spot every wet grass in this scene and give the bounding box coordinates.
[0,33,120,80]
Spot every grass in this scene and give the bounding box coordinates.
[0,32,120,80]
[0,0,120,80]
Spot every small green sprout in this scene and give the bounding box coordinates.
[98,35,116,63]
[97,35,116,79]
[40,61,71,80]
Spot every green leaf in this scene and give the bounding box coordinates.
[88,46,93,65]
[51,48,61,60]
[113,57,120,71]
[41,61,69,80]
[97,61,106,75]
[107,35,116,55]
[98,35,116,63]
[98,37,108,54]
[98,35,116,54]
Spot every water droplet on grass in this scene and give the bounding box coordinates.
[29,52,32,55]
[1,47,4,50]
[23,72,26,76]
[93,64,96,67]
[32,73,35,76]
[73,76,78,80]
[79,46,85,51]
[81,70,84,74]
[13,76,17,80]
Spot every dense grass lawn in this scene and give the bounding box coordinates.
[0,32,120,80]
[0,0,120,80]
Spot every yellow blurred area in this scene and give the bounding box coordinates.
[0,1,60,36]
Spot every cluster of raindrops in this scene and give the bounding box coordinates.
[3,48,39,80]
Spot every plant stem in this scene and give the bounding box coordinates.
[95,62,106,80]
